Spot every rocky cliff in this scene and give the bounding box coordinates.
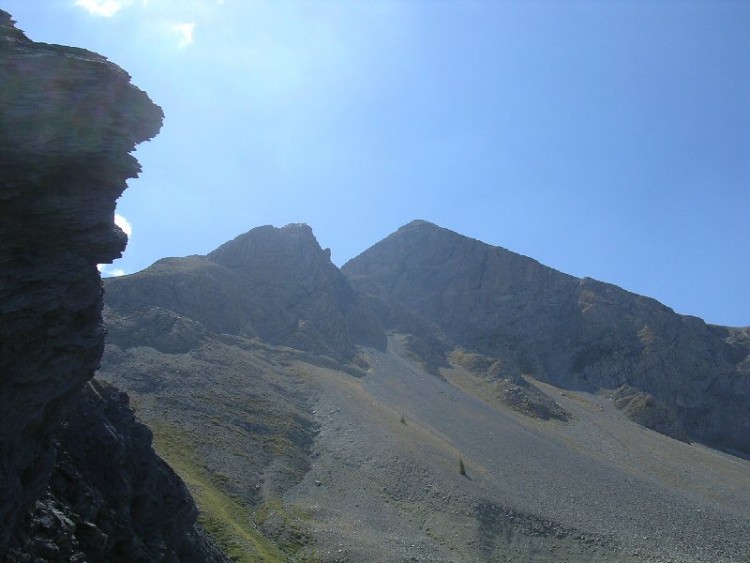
[5,380,226,562]
[0,11,224,560]
[343,220,750,453]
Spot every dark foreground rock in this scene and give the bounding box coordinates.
[0,10,224,561]
[5,381,228,563]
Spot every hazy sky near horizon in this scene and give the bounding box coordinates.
[4,0,749,326]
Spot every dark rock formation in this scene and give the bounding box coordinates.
[104,223,385,361]
[343,220,750,453]
[0,10,223,561]
[5,380,225,562]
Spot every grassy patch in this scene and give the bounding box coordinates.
[149,421,287,563]
[255,497,317,560]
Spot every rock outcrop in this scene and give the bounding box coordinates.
[104,223,385,361]
[5,380,225,562]
[0,11,223,560]
[343,220,750,453]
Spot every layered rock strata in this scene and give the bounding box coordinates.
[0,11,222,560]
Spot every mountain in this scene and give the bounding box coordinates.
[105,223,384,361]
[343,220,750,452]
[100,225,359,561]
[98,220,750,562]
[13,1,747,558]
[0,11,224,561]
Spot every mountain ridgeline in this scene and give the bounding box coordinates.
[105,224,385,362]
[108,220,749,454]
[343,220,750,452]
[99,220,750,562]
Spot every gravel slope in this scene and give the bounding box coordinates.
[284,334,750,562]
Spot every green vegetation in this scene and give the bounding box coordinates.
[400,415,407,424]
[254,497,317,560]
[149,421,287,563]
[459,457,467,477]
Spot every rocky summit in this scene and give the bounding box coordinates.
[343,219,750,452]
[105,223,384,361]
[99,220,750,562]
[0,10,224,562]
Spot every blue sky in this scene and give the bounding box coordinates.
[5,0,749,326]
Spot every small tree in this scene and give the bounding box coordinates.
[459,457,466,476]
[400,415,406,424]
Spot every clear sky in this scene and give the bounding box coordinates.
[4,0,749,326]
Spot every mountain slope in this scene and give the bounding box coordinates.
[100,224,382,560]
[343,220,750,453]
[284,335,750,562]
[98,221,750,562]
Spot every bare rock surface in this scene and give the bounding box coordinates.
[343,219,750,453]
[1,10,224,561]
[5,380,227,563]
[105,224,385,362]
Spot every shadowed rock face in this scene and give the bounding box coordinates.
[5,380,225,562]
[0,10,216,558]
[343,220,750,453]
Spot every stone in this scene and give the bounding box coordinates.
[0,10,225,561]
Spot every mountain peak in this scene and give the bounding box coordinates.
[398,219,440,231]
[208,222,330,271]
[393,219,467,241]
[107,222,375,360]
[379,220,499,252]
